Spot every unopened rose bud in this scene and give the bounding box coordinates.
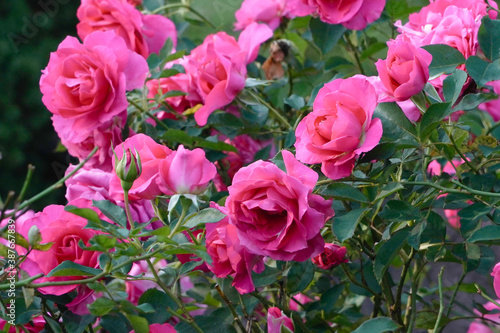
[312,243,348,270]
[28,225,42,246]
[115,147,142,192]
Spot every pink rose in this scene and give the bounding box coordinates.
[295,76,383,180]
[303,0,385,30]
[53,114,125,172]
[267,307,294,333]
[19,204,101,295]
[226,150,334,261]
[492,263,500,299]
[109,134,173,201]
[312,243,348,269]
[479,81,500,121]
[130,323,176,333]
[206,204,265,294]
[157,145,216,195]
[126,260,167,304]
[376,39,432,101]
[40,31,148,137]
[235,0,287,30]
[289,294,314,311]
[467,322,493,333]
[65,165,156,225]
[182,23,272,126]
[77,0,177,58]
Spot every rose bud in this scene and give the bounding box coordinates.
[312,243,348,270]
[114,147,142,192]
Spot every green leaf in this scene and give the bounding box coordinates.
[309,18,346,54]
[179,261,203,276]
[379,200,421,222]
[375,183,404,202]
[284,94,305,110]
[184,208,226,229]
[374,228,411,282]
[467,225,500,243]
[161,129,237,152]
[419,102,452,140]
[65,205,101,223]
[46,261,103,277]
[443,69,468,105]
[93,200,127,228]
[320,183,369,203]
[453,92,498,112]
[361,42,387,60]
[352,317,399,333]
[88,298,116,317]
[374,102,417,138]
[252,266,281,288]
[286,261,315,294]
[332,208,367,243]
[466,56,500,87]
[422,44,466,76]
[318,284,344,312]
[62,313,95,333]
[124,314,149,333]
[138,289,177,323]
[478,17,500,60]
[99,313,130,333]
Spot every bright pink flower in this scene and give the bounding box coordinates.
[40,31,147,137]
[226,150,334,261]
[157,145,216,195]
[130,323,176,333]
[312,243,348,269]
[53,114,125,172]
[109,134,173,201]
[295,76,383,180]
[235,0,287,30]
[0,316,46,333]
[77,0,177,58]
[183,23,272,126]
[267,307,294,333]
[126,260,167,304]
[302,0,385,30]
[471,301,500,331]
[65,165,156,225]
[467,322,493,333]
[289,294,314,311]
[479,81,500,121]
[376,39,432,101]
[19,204,100,296]
[492,263,500,299]
[206,204,265,294]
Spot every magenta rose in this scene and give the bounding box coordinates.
[235,0,287,30]
[376,39,432,101]
[312,243,348,269]
[40,31,147,138]
[157,145,217,195]
[206,206,265,294]
[226,150,334,261]
[182,23,272,126]
[492,263,500,299]
[0,316,46,333]
[19,204,101,296]
[267,307,294,333]
[295,76,383,180]
[303,0,385,30]
[77,0,177,58]
[109,134,173,201]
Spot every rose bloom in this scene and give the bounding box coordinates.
[295,76,383,180]
[182,23,272,126]
[77,0,177,58]
[226,150,334,261]
[302,0,386,30]
[267,307,294,333]
[312,243,348,269]
[492,263,500,299]
[479,81,500,121]
[467,322,493,333]
[206,204,265,294]
[376,39,432,101]
[157,145,217,195]
[235,0,287,30]
[40,30,148,137]
[19,203,101,296]
[109,134,173,201]
[126,260,167,304]
[468,300,500,332]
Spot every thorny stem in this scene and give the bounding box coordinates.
[433,267,445,332]
[151,3,216,29]
[215,284,247,332]
[247,90,291,129]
